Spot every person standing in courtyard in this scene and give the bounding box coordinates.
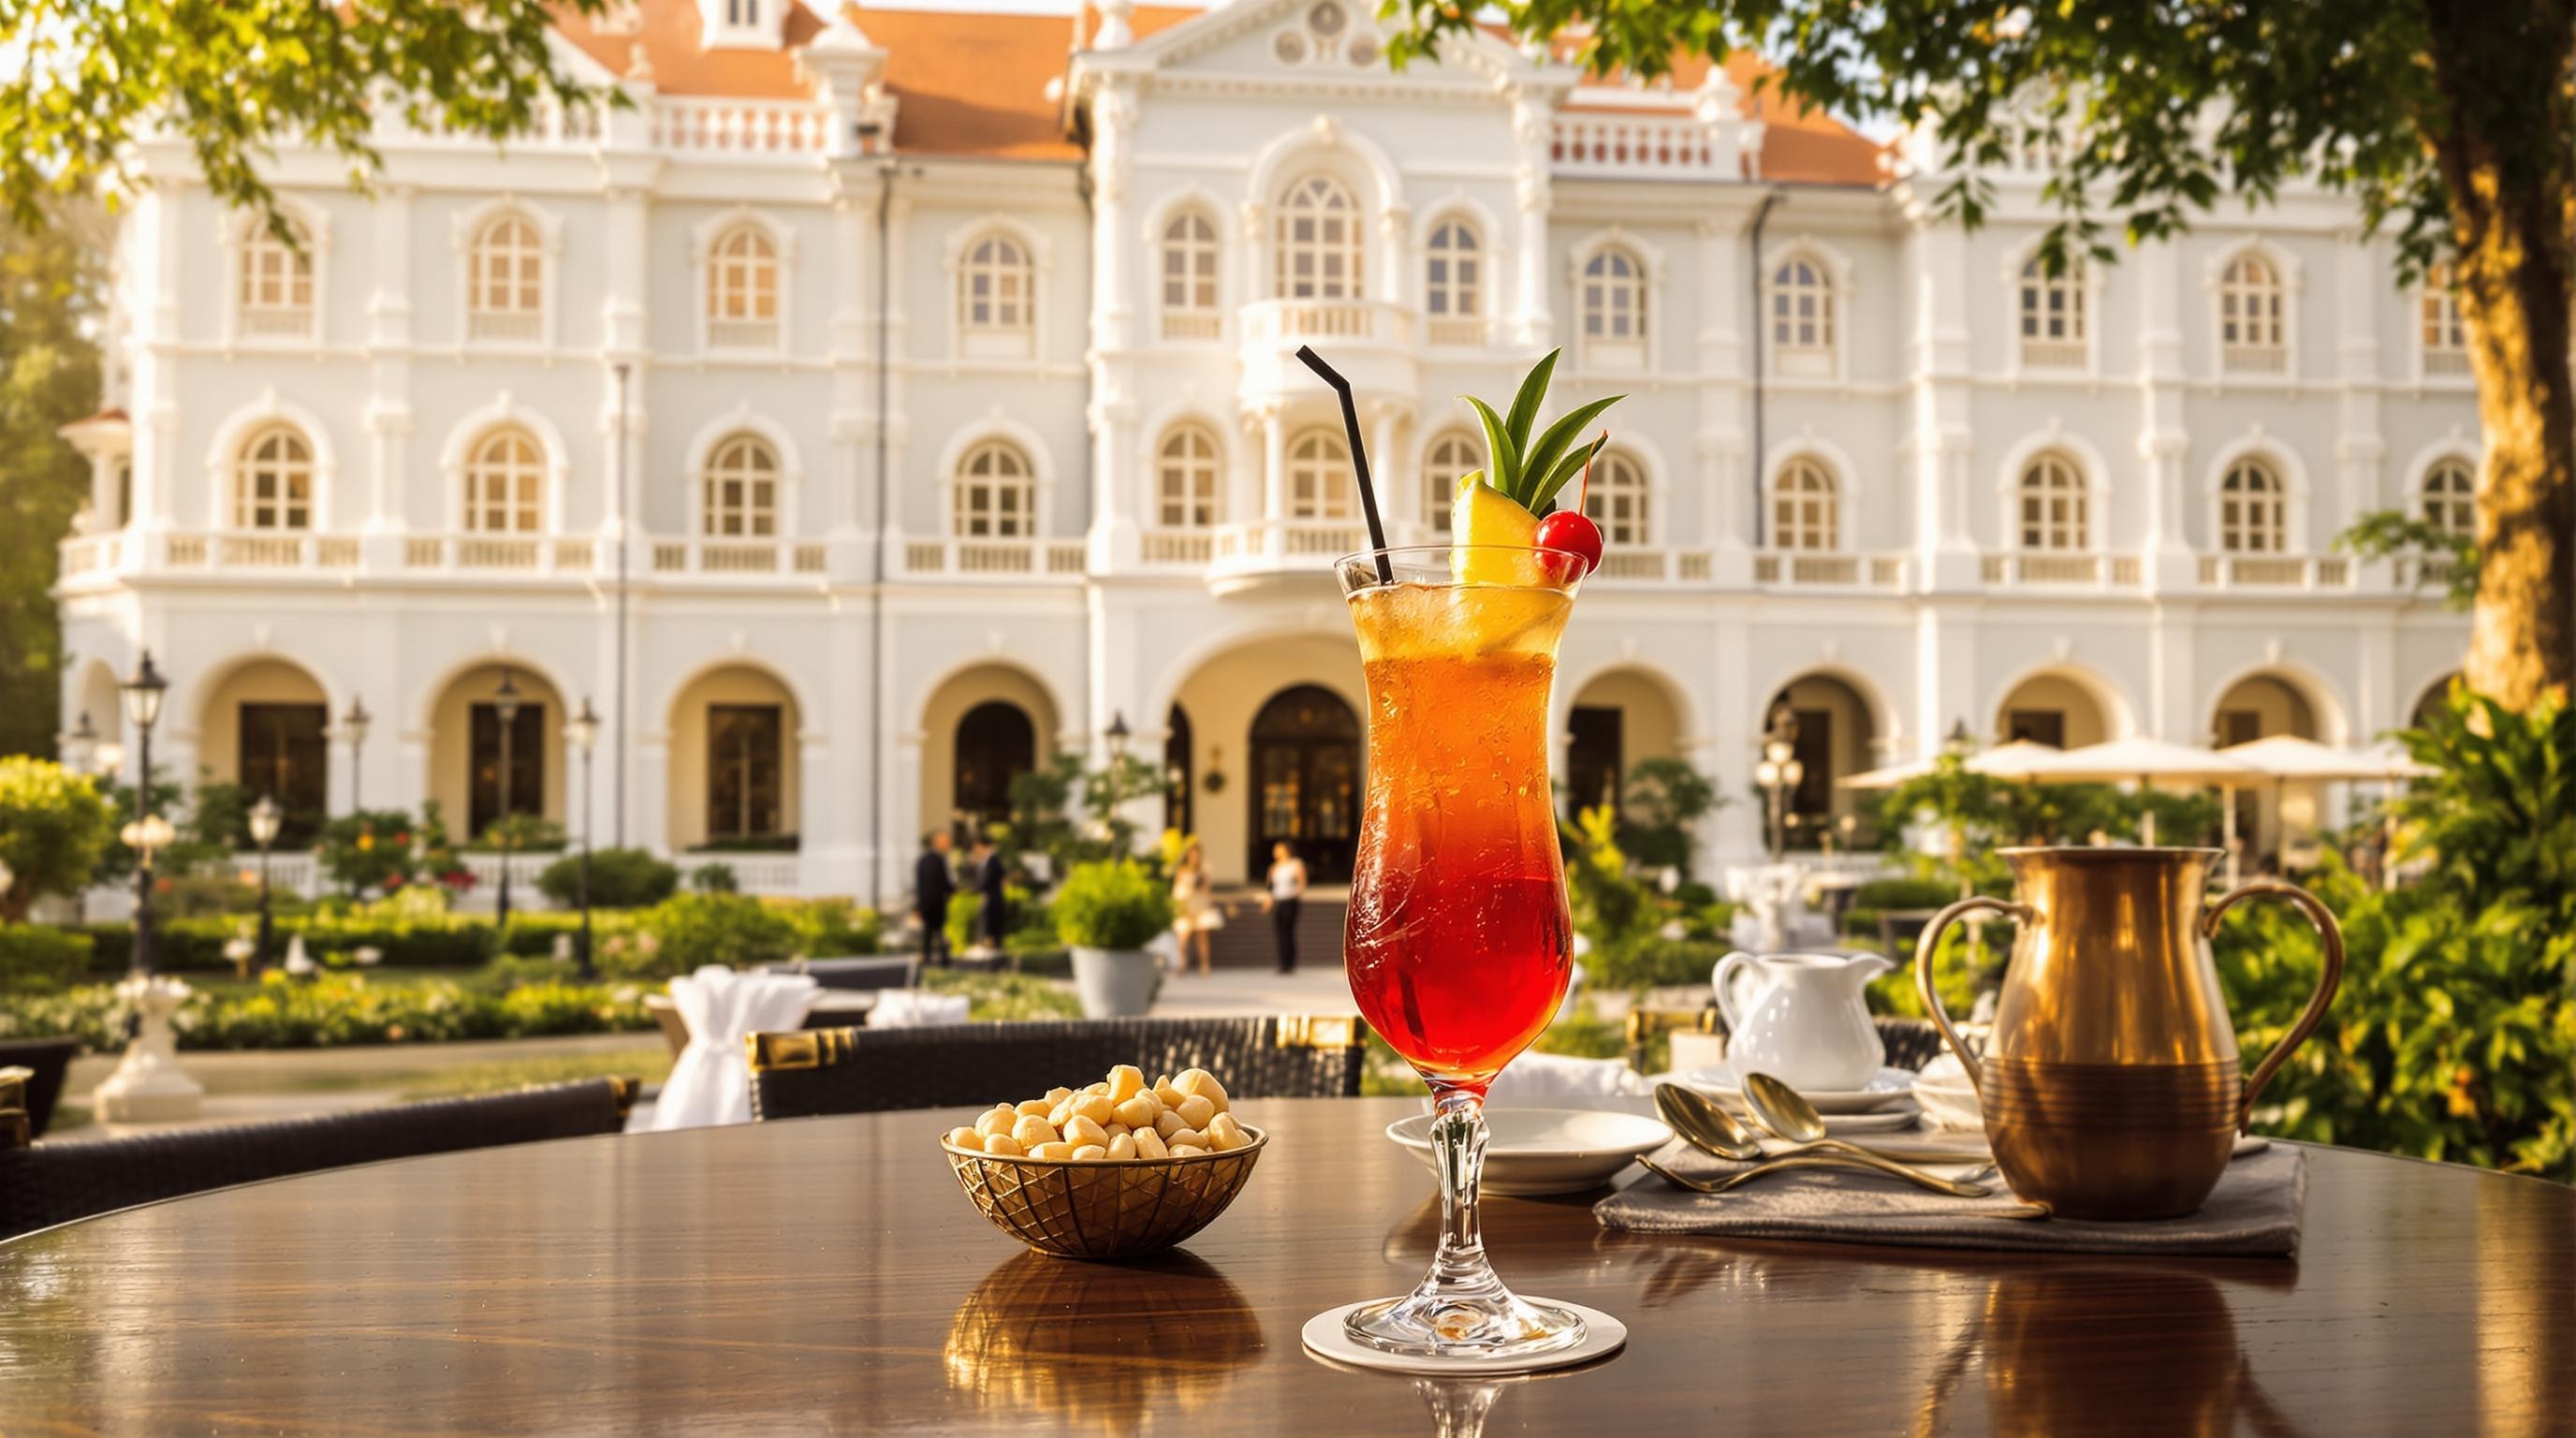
[970,835,1009,953]
[1169,842,1222,976]
[913,831,955,968]
[1261,840,1308,976]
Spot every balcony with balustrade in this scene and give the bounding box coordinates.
[1750,550,1909,591]
[1979,551,2144,589]
[899,535,1089,581]
[1550,111,1734,182]
[1204,520,1370,594]
[56,527,838,594]
[1237,300,1417,404]
[2195,553,2356,591]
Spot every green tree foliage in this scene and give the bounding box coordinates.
[0,1,616,233]
[534,846,679,910]
[0,756,114,918]
[0,209,102,756]
[1617,756,1723,877]
[1387,0,2574,710]
[2338,508,2481,609]
[2213,688,2576,1178]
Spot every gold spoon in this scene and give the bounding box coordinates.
[1655,1081,1996,1198]
[1632,1152,2026,1207]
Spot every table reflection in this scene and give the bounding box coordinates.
[944,1249,1262,1433]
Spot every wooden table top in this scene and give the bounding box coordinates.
[2,1097,2569,1435]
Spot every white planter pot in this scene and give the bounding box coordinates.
[1070,946,1160,1019]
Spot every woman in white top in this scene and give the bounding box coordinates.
[1168,843,1222,975]
[1260,841,1309,976]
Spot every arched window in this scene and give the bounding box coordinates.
[463,428,545,534]
[1285,429,1354,521]
[2017,255,2086,368]
[467,213,545,343]
[2421,264,2468,375]
[1583,450,1650,546]
[1769,254,1835,376]
[2422,457,2476,537]
[1276,175,1362,300]
[1155,425,1220,530]
[1580,246,1647,367]
[2220,254,2287,372]
[705,224,781,349]
[2218,457,2288,553]
[1771,457,1840,550]
[2015,453,2089,550]
[1425,218,1483,344]
[959,231,1034,353]
[239,221,315,338]
[701,433,780,537]
[1423,432,1482,535]
[954,440,1036,537]
[234,426,315,530]
[1160,210,1220,340]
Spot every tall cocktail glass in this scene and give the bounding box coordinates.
[1334,544,1588,1360]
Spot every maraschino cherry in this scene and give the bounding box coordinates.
[1534,432,1607,574]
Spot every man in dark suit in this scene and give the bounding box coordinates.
[970,836,1009,950]
[914,832,956,967]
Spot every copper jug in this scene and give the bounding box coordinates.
[1915,847,2343,1220]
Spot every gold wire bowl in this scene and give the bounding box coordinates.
[941,1126,1268,1260]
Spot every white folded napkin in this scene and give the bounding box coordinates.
[867,989,971,1029]
[645,965,819,1132]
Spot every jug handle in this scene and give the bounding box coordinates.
[2203,879,2347,1134]
[1711,951,1756,1034]
[1911,896,2033,1092]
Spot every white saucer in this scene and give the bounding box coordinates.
[1385,1108,1674,1196]
[1302,1300,1629,1375]
[1679,1063,1918,1114]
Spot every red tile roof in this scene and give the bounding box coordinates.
[555,0,1883,183]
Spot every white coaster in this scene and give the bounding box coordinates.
[1301,1300,1628,1376]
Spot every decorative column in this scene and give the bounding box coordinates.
[2134,239,2197,593]
[1509,95,1554,348]
[1088,82,1142,571]
[1699,215,1752,582]
[2334,229,2389,586]
[1367,401,1406,540]
[1904,221,1980,592]
[1260,404,1287,558]
[127,185,182,543]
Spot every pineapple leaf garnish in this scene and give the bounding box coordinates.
[1458,348,1622,514]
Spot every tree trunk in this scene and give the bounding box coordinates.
[2423,2,2576,712]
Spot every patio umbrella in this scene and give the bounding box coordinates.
[2003,737,2262,844]
[1835,740,2068,790]
[2218,736,2438,888]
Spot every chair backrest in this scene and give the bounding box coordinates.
[0,1078,637,1243]
[761,956,919,992]
[0,1038,79,1140]
[747,1015,1367,1120]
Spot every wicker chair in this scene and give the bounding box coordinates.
[748,1016,1367,1121]
[0,1078,637,1243]
[0,1037,81,1139]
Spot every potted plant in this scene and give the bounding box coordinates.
[1053,859,1173,1019]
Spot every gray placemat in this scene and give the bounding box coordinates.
[1596,1142,2305,1257]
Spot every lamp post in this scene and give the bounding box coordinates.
[120,652,168,977]
[342,697,371,813]
[567,697,601,979]
[247,794,282,973]
[491,668,520,932]
[1752,703,1805,863]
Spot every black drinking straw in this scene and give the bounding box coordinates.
[1295,345,1394,583]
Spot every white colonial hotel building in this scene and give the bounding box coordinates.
[53,0,2480,901]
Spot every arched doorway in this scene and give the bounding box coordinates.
[2411,671,2461,727]
[198,657,331,845]
[1249,684,1360,881]
[1992,668,2119,749]
[1562,668,1687,822]
[427,662,566,844]
[1164,704,1194,838]
[1765,673,1879,847]
[2212,670,2328,866]
[954,701,1036,834]
[666,665,802,853]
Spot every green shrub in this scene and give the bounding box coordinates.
[775,898,882,958]
[0,926,95,992]
[1051,860,1173,950]
[946,884,1039,953]
[1589,936,1729,991]
[916,967,1083,1021]
[1852,877,1960,913]
[595,892,798,980]
[689,862,740,894]
[537,847,678,909]
[0,758,118,920]
[0,972,654,1051]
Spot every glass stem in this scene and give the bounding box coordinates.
[1427,1084,1494,1295]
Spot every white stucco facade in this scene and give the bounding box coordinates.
[53,0,2476,900]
